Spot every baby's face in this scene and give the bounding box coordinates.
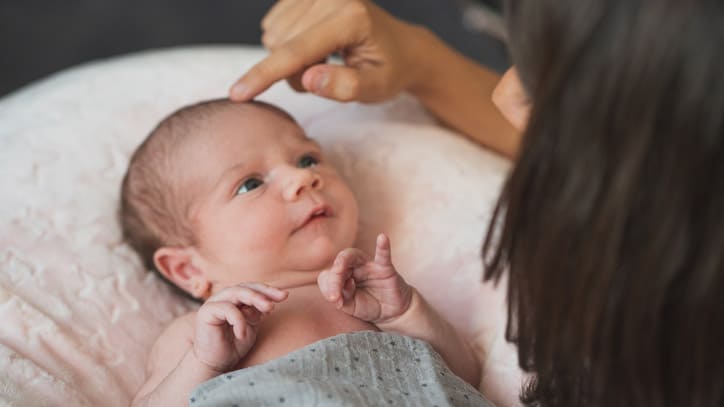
[182,105,358,293]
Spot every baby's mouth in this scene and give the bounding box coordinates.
[293,204,333,233]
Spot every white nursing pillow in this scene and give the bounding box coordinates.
[0,46,521,406]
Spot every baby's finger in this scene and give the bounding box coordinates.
[241,282,289,302]
[199,301,246,338]
[208,283,288,303]
[373,233,392,265]
[317,261,349,304]
[241,305,263,326]
[207,287,279,313]
[342,277,356,302]
[336,248,370,270]
[339,247,383,284]
[236,290,275,313]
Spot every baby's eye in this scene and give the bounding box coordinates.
[297,154,319,168]
[236,177,264,195]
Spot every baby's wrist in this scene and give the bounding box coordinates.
[190,347,233,375]
[374,287,421,332]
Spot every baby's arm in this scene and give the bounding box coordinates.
[131,284,288,407]
[376,288,481,386]
[318,234,481,386]
[132,313,218,406]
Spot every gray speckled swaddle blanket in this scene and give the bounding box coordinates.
[190,331,493,406]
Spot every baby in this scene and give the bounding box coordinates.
[121,99,481,406]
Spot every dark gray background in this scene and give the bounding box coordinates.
[0,0,507,97]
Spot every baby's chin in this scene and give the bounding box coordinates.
[287,235,349,271]
[214,233,358,291]
[291,248,338,272]
[264,254,337,291]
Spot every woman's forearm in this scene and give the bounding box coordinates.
[406,26,521,159]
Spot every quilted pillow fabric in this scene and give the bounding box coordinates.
[0,46,521,406]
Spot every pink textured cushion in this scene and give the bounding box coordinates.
[0,46,522,406]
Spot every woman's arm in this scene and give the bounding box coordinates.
[406,26,521,158]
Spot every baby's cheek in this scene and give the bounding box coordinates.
[242,209,290,251]
[339,192,360,248]
[210,207,288,258]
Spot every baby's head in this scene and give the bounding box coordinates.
[120,99,359,299]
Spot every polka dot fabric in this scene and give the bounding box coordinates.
[190,331,493,406]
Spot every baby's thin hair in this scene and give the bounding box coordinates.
[119,98,292,297]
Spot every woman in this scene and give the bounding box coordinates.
[231,0,724,405]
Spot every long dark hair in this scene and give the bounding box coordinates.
[483,0,724,405]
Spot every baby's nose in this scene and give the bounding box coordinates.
[282,167,323,201]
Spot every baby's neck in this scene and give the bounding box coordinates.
[265,268,325,291]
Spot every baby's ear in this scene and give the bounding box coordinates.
[153,247,210,299]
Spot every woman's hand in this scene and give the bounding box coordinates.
[193,283,288,372]
[317,233,413,324]
[230,0,425,103]
[233,0,522,157]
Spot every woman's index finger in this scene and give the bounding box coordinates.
[229,12,363,101]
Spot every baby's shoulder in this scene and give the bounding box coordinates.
[170,311,197,328]
[148,311,196,359]
[159,311,196,341]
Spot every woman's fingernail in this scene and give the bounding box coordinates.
[230,83,248,99]
[312,73,328,93]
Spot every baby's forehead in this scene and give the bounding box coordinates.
[212,103,313,144]
[223,101,296,124]
[178,103,319,168]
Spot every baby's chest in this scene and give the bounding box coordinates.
[237,301,376,369]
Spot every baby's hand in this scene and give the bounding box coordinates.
[318,234,412,324]
[193,283,288,372]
